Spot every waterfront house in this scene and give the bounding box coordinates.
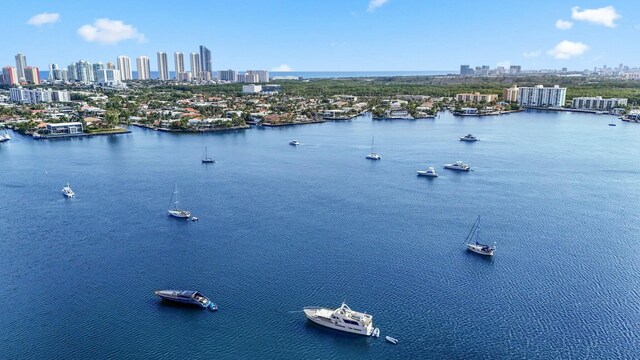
[46,122,83,134]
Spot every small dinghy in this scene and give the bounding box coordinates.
[209,302,218,311]
[372,328,380,338]
[385,336,399,345]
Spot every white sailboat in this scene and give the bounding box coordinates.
[465,215,496,256]
[167,184,191,219]
[366,137,381,160]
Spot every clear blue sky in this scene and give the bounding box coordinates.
[2,0,638,71]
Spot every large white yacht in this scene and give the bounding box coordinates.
[444,161,471,171]
[303,303,376,336]
[417,166,438,177]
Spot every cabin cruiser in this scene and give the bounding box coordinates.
[155,290,217,310]
[62,183,75,198]
[303,303,376,336]
[289,140,300,146]
[460,134,478,142]
[417,167,438,177]
[366,152,381,160]
[444,161,471,171]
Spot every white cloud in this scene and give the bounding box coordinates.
[27,12,60,26]
[271,64,293,72]
[523,50,541,58]
[556,19,573,30]
[571,6,620,27]
[77,18,145,45]
[367,0,389,12]
[547,41,589,59]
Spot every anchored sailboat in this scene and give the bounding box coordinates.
[202,146,216,163]
[366,137,381,160]
[465,216,496,256]
[167,184,191,219]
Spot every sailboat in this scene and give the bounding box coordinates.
[202,146,216,163]
[365,137,381,160]
[464,216,496,256]
[0,128,10,143]
[167,184,192,219]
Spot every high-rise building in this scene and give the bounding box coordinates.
[174,52,185,80]
[157,52,169,80]
[93,62,105,79]
[136,56,151,80]
[48,63,58,80]
[190,52,201,80]
[503,85,519,102]
[24,66,40,85]
[117,56,132,80]
[572,96,627,110]
[509,65,521,74]
[96,68,122,84]
[106,62,115,70]
[2,66,19,85]
[199,45,212,79]
[517,85,567,107]
[460,65,472,75]
[243,73,258,83]
[246,70,269,83]
[70,60,94,82]
[218,69,237,82]
[15,53,27,81]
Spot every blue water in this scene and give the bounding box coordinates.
[40,70,453,81]
[1,111,639,359]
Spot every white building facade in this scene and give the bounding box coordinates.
[518,85,567,107]
[572,97,628,110]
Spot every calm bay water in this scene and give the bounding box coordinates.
[1,110,639,359]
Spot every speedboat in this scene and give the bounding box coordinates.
[444,161,470,171]
[464,216,496,256]
[386,336,399,345]
[460,134,478,141]
[303,303,376,336]
[155,290,217,310]
[417,167,438,177]
[608,123,616,126]
[289,140,300,146]
[62,183,75,198]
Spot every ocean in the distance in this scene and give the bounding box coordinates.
[1,110,639,359]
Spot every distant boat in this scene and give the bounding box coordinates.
[202,146,216,163]
[289,140,300,146]
[155,290,217,310]
[303,303,376,336]
[608,123,617,126]
[385,336,399,345]
[444,161,471,171]
[465,216,496,256]
[417,166,438,177]
[460,134,478,142]
[366,137,381,160]
[167,184,191,219]
[0,129,10,142]
[62,183,75,198]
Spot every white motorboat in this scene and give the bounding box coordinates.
[444,161,471,171]
[303,303,375,336]
[155,290,217,310]
[0,129,10,142]
[62,183,75,198]
[167,184,192,219]
[289,140,300,146]
[385,336,399,345]
[417,167,438,177]
[465,216,496,256]
[460,134,478,141]
[366,137,381,160]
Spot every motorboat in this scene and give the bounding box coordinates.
[0,129,10,142]
[385,336,399,345]
[62,183,75,198]
[366,137,381,160]
[202,146,216,163]
[155,290,217,310]
[289,140,300,146]
[303,303,376,336]
[460,134,478,142]
[444,161,471,171]
[417,167,438,177]
[608,123,617,126]
[168,184,192,219]
[465,216,496,256]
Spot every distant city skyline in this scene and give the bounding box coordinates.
[1,1,639,71]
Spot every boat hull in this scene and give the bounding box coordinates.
[417,171,438,177]
[168,210,191,218]
[155,290,210,308]
[444,166,470,171]
[466,243,495,256]
[303,308,374,336]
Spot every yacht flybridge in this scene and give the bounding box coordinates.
[303,303,378,336]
